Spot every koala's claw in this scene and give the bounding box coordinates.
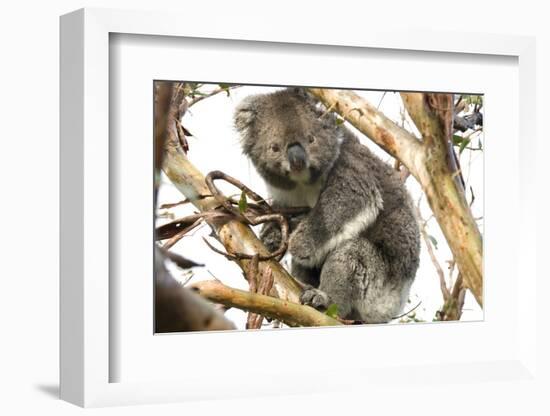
[300,288,331,310]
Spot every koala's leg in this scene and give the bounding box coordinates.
[301,239,411,323]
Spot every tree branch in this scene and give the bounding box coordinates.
[191,280,342,327]
[401,92,483,306]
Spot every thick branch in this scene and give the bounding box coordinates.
[401,93,483,306]
[191,280,342,327]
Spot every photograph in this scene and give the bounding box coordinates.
[153,82,484,332]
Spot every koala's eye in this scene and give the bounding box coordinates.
[271,143,280,152]
[309,135,316,144]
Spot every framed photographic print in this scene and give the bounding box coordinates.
[153,81,484,331]
[60,7,540,409]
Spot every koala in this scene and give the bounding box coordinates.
[234,88,420,323]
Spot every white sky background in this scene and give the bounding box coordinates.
[157,85,484,329]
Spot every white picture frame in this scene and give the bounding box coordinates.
[60,7,540,408]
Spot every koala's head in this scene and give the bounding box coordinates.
[234,88,343,190]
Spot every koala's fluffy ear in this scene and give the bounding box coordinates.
[289,87,324,115]
[290,87,314,103]
[234,96,258,133]
[234,96,260,155]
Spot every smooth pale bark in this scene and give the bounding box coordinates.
[192,281,342,327]
[401,92,482,307]
[308,88,483,307]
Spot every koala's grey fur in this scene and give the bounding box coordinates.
[234,88,420,323]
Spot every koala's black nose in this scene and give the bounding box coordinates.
[287,143,307,172]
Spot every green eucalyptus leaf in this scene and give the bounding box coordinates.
[238,191,248,213]
[463,95,482,106]
[452,135,463,145]
[218,83,231,96]
[325,303,339,319]
[459,137,471,154]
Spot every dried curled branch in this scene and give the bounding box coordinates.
[157,170,291,261]
[205,170,289,261]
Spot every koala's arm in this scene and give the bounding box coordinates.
[289,162,383,268]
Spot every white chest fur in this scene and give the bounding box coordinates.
[266,180,323,208]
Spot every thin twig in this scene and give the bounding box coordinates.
[376,92,387,109]
[156,210,234,241]
[392,301,423,320]
[415,204,450,301]
[159,195,213,209]
[202,237,238,262]
[162,218,202,250]
[188,85,241,107]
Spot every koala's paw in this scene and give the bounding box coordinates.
[259,223,282,253]
[300,288,331,311]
